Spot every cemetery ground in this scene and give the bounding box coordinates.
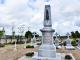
[0,42,80,60]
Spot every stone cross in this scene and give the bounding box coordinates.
[33,32,37,39]
[55,32,58,39]
[13,41,17,51]
[24,39,26,48]
[66,32,70,39]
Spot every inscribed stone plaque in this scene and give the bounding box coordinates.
[55,40,58,43]
[43,32,52,44]
[67,40,70,44]
[33,39,36,43]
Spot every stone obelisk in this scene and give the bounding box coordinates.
[32,5,61,60]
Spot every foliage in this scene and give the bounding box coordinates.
[0,30,4,38]
[26,45,34,48]
[56,47,59,49]
[30,45,34,48]
[71,31,80,38]
[25,31,39,39]
[60,36,67,38]
[70,48,75,50]
[32,32,39,38]
[71,40,76,45]
[0,44,5,47]
[26,45,31,48]
[39,36,42,38]
[69,36,73,39]
[65,55,72,59]
[25,31,33,38]
[71,31,77,38]
[25,52,34,56]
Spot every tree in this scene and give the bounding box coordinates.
[35,34,39,39]
[75,31,80,38]
[0,30,4,38]
[25,31,33,43]
[25,31,33,38]
[71,31,76,38]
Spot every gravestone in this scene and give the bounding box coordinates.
[32,5,61,60]
[55,32,59,46]
[13,41,17,51]
[24,39,26,48]
[66,32,71,46]
[55,32,61,49]
[32,32,37,45]
[65,32,75,49]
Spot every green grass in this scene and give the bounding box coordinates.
[39,36,42,38]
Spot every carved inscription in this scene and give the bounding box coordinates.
[67,40,70,44]
[33,39,36,43]
[55,40,58,43]
[43,32,52,44]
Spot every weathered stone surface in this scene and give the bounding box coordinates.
[38,44,56,58]
[32,4,61,60]
[43,32,52,44]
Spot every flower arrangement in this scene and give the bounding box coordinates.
[25,52,34,56]
[65,54,72,60]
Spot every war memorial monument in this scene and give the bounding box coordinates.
[32,5,61,60]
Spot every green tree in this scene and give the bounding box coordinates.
[25,31,33,38]
[75,31,80,38]
[25,31,33,43]
[0,30,4,38]
[71,31,77,38]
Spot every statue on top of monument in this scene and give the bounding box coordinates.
[46,9,49,20]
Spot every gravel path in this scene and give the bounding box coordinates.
[0,44,80,60]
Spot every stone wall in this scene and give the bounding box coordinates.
[0,38,26,44]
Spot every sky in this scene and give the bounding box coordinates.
[0,0,80,36]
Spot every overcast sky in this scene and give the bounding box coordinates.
[0,0,80,36]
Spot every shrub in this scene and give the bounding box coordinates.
[26,45,31,48]
[0,44,5,47]
[70,48,75,50]
[31,45,34,48]
[65,55,72,59]
[71,40,76,45]
[26,45,34,48]
[25,52,34,56]
[56,47,59,49]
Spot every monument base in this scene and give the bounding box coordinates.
[32,53,61,60]
[56,46,61,49]
[55,43,59,46]
[67,44,71,46]
[13,48,17,51]
[32,43,37,45]
[65,46,75,49]
[38,44,56,58]
[32,43,38,47]
[24,46,26,48]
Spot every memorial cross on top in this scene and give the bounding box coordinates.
[66,32,70,39]
[55,32,58,39]
[33,32,37,39]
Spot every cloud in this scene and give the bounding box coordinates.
[0,0,80,36]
